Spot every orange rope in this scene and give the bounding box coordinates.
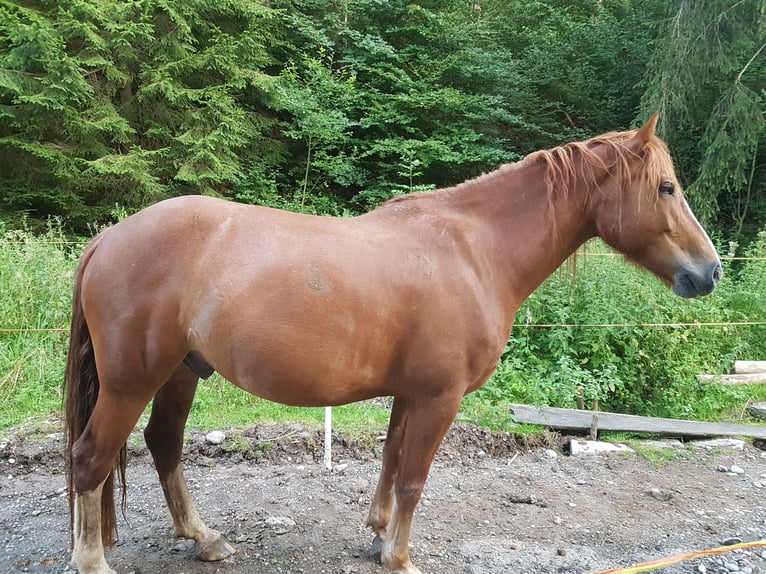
[522,321,766,329]
[592,540,766,574]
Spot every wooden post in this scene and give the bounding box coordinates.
[698,373,766,385]
[576,387,584,410]
[589,414,599,440]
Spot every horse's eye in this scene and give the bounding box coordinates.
[659,181,675,195]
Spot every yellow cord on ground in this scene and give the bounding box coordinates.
[591,540,766,574]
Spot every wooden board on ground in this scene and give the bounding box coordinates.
[698,373,766,385]
[735,361,766,375]
[510,404,766,440]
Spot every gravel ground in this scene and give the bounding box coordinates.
[2,418,766,574]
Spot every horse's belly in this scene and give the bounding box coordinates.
[217,353,387,408]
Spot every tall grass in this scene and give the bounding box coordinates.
[0,220,75,427]
[1,221,765,431]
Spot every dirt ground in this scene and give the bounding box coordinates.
[2,416,766,574]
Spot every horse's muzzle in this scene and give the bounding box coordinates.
[672,261,722,298]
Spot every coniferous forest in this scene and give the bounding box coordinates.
[1,0,764,242]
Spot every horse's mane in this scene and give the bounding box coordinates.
[522,129,675,204]
[378,128,675,213]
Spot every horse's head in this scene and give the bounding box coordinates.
[589,114,722,298]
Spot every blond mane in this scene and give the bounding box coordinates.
[376,127,676,219]
[522,129,676,205]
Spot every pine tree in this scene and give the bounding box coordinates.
[0,0,281,227]
[639,0,766,237]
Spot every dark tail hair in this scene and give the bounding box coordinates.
[63,236,127,548]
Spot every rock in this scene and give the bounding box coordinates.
[265,516,296,534]
[649,488,673,501]
[747,402,766,420]
[205,430,226,445]
[729,465,745,475]
[569,440,634,456]
[693,438,746,450]
[543,449,558,459]
[345,478,369,493]
[722,537,743,545]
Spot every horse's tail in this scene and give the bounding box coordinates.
[63,234,127,548]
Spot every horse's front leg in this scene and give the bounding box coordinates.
[367,396,408,553]
[145,365,236,561]
[71,480,115,574]
[372,393,462,574]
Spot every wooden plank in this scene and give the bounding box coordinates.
[735,361,766,375]
[698,373,766,385]
[510,404,766,439]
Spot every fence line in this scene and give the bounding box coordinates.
[520,321,766,328]
[4,241,766,261]
[2,321,766,335]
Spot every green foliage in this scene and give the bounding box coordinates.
[476,239,766,422]
[0,0,664,232]
[639,0,766,240]
[1,0,764,240]
[275,49,359,204]
[0,0,281,226]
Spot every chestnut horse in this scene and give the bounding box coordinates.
[64,115,721,574]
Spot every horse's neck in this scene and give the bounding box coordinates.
[450,162,596,309]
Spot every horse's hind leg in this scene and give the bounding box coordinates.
[143,363,235,561]
[71,391,155,574]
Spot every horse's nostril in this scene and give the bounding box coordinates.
[713,263,723,283]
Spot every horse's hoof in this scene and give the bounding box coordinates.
[381,547,422,574]
[195,535,236,562]
[370,533,383,562]
[387,560,423,574]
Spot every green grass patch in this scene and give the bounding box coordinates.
[188,374,392,432]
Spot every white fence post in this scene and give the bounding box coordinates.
[324,405,332,471]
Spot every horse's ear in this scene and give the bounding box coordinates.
[633,112,659,147]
